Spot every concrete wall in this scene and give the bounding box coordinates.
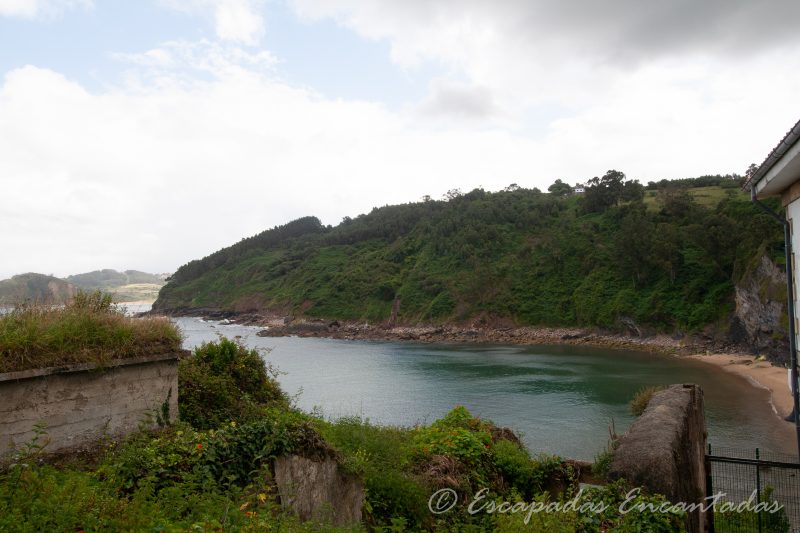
[274,454,365,526]
[0,353,180,457]
[608,384,708,533]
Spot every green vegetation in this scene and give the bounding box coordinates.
[66,269,167,303]
[713,487,791,533]
[0,291,182,373]
[629,385,667,416]
[66,269,165,289]
[0,337,687,531]
[155,172,783,335]
[178,337,288,429]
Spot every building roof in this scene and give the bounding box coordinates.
[745,117,800,197]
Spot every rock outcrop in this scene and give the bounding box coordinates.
[731,255,789,363]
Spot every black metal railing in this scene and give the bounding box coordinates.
[707,445,800,533]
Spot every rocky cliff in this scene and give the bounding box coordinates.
[730,255,789,363]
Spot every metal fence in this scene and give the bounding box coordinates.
[707,445,800,533]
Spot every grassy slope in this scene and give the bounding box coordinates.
[155,184,782,333]
[0,293,182,372]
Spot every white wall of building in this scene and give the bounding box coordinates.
[787,200,800,349]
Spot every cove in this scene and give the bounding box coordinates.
[176,317,794,461]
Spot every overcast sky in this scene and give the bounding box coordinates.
[2,0,800,278]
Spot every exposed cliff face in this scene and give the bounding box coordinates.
[730,255,789,363]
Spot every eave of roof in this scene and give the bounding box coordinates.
[744,117,800,192]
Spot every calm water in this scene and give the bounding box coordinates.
[172,316,795,460]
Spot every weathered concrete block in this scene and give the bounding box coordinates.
[0,353,181,458]
[609,383,707,533]
[274,454,364,526]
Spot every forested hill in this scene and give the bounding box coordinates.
[154,172,784,334]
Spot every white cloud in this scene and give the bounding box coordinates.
[288,0,800,119]
[111,40,277,78]
[213,0,264,44]
[4,1,800,277]
[160,0,265,44]
[0,58,540,277]
[2,38,799,279]
[0,0,91,19]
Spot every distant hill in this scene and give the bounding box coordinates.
[0,273,77,305]
[0,270,168,305]
[65,269,168,303]
[154,172,783,339]
[66,269,166,289]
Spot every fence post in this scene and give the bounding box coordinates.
[706,443,714,533]
[756,448,762,533]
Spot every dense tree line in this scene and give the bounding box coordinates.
[156,175,783,333]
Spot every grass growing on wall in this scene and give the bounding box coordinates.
[0,291,182,373]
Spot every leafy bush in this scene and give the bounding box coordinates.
[492,440,563,499]
[410,407,493,467]
[366,470,430,530]
[0,290,182,372]
[0,460,355,532]
[179,337,288,429]
[104,405,326,493]
[319,416,428,528]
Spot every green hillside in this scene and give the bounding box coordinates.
[0,273,76,305]
[66,269,167,302]
[154,172,783,333]
[66,269,165,288]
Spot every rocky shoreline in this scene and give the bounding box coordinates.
[256,322,732,355]
[162,309,752,356]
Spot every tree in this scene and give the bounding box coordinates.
[581,170,643,214]
[443,188,463,201]
[548,179,572,196]
[746,163,758,180]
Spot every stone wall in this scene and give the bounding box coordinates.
[0,353,180,458]
[608,384,708,533]
[274,454,365,526]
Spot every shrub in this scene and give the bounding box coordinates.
[492,479,685,532]
[410,407,493,467]
[319,416,429,528]
[0,291,181,372]
[492,440,563,499]
[104,408,321,494]
[366,470,430,530]
[178,337,288,429]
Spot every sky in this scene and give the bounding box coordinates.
[2,0,800,278]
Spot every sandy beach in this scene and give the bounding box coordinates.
[687,352,795,419]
